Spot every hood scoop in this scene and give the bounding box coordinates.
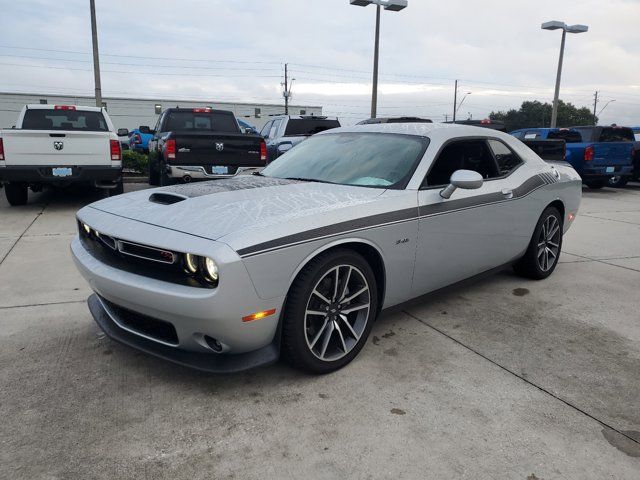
[148,192,188,205]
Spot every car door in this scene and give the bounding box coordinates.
[412,137,530,296]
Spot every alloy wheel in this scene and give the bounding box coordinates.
[303,264,371,362]
[537,214,561,272]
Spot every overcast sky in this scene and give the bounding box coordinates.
[0,0,638,125]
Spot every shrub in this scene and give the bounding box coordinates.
[122,150,149,175]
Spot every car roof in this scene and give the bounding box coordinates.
[321,122,516,141]
[25,104,103,112]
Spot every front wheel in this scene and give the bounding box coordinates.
[282,249,378,374]
[514,206,563,280]
[4,182,28,206]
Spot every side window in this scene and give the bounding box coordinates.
[260,120,273,138]
[269,119,282,139]
[424,140,500,187]
[488,139,523,176]
[511,131,524,140]
[524,131,540,139]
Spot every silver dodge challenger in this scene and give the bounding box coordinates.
[72,123,581,374]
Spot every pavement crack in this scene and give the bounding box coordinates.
[403,309,640,448]
[0,203,48,266]
[579,214,640,226]
[0,300,85,310]
[563,251,640,274]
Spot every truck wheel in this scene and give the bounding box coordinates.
[282,249,378,374]
[608,176,628,188]
[159,167,173,186]
[109,180,124,196]
[513,206,563,280]
[585,179,607,189]
[4,182,28,206]
[148,164,159,186]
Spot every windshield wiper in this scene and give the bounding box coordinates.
[282,177,334,184]
[252,170,265,176]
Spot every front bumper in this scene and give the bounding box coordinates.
[71,208,285,370]
[0,165,122,184]
[88,294,279,373]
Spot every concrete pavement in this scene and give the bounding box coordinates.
[1,183,639,479]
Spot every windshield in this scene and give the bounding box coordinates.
[261,132,428,189]
[284,118,340,136]
[547,130,582,143]
[22,109,108,131]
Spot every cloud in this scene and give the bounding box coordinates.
[0,0,638,125]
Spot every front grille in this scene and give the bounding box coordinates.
[78,221,209,288]
[102,297,179,345]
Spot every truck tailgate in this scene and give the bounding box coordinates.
[2,130,112,166]
[591,142,633,166]
[173,132,264,168]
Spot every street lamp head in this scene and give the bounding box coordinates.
[384,0,408,12]
[541,20,566,31]
[566,24,588,34]
[350,0,372,6]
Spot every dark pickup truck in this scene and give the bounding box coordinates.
[147,107,266,186]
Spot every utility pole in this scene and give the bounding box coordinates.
[592,91,598,125]
[282,63,295,115]
[89,0,102,108]
[370,3,381,118]
[452,79,458,122]
[444,114,449,122]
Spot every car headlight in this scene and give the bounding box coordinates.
[202,257,219,285]
[82,223,91,235]
[184,253,198,274]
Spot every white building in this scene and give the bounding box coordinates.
[0,92,322,131]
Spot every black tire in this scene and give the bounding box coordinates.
[514,206,563,280]
[109,180,124,196]
[148,161,159,186]
[159,164,173,186]
[4,182,28,206]
[282,249,379,374]
[585,179,607,189]
[608,175,628,188]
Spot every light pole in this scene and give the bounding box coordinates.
[598,99,615,118]
[350,0,408,118]
[456,92,472,114]
[542,20,588,128]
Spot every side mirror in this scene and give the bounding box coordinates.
[277,142,293,153]
[439,169,483,199]
[117,128,129,137]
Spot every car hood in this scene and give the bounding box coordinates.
[87,175,386,243]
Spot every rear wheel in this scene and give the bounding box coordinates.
[585,179,607,189]
[148,161,159,186]
[4,182,28,206]
[608,175,628,188]
[109,180,124,196]
[514,206,563,280]
[282,249,378,374]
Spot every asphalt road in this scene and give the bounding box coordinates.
[1,182,639,479]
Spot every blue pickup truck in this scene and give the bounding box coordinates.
[510,126,635,188]
[128,127,153,153]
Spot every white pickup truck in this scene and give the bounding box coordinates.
[0,104,126,206]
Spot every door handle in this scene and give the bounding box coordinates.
[501,189,514,199]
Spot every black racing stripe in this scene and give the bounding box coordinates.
[238,174,549,258]
[236,207,417,257]
[158,176,300,198]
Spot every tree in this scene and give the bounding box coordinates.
[489,100,597,131]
